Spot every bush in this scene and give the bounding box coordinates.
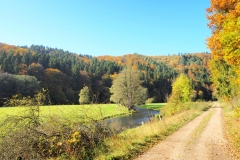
[162,74,192,116]
[145,98,154,104]
[0,91,112,159]
[0,117,110,159]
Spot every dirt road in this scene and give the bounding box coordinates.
[135,102,235,160]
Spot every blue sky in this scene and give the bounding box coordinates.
[0,0,211,56]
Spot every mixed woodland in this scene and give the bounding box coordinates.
[0,43,213,106]
[206,0,240,109]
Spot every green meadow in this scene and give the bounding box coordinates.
[140,103,167,110]
[0,103,166,124]
[0,103,167,121]
[0,104,129,123]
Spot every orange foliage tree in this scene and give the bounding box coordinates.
[207,0,240,101]
[207,0,240,62]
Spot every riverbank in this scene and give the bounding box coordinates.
[140,103,166,110]
[95,102,211,160]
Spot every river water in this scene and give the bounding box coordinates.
[105,106,159,132]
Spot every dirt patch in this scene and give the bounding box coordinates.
[135,102,235,160]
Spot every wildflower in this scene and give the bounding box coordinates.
[57,142,62,146]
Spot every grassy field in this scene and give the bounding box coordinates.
[0,103,165,121]
[0,104,129,122]
[140,103,167,110]
[0,104,130,159]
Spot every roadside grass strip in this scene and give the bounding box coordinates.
[223,104,240,159]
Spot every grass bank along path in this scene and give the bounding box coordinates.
[135,102,234,160]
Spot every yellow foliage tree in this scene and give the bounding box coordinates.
[163,74,192,115]
[207,0,240,100]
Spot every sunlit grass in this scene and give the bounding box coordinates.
[0,104,129,123]
[140,103,167,110]
[0,107,26,117]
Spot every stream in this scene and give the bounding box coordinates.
[105,106,160,132]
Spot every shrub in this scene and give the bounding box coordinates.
[162,74,192,116]
[0,91,111,159]
[145,98,154,104]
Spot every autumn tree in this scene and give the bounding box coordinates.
[110,67,148,110]
[207,0,240,63]
[79,86,90,104]
[44,68,69,104]
[163,74,192,115]
[28,63,44,81]
[207,0,240,103]
[209,60,239,102]
[172,74,192,102]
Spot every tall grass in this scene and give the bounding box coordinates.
[222,103,240,159]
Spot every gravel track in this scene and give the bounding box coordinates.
[135,102,234,160]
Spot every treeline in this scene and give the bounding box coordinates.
[0,43,213,106]
[0,44,122,105]
[0,73,41,105]
[151,53,213,101]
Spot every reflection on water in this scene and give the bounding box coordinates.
[105,106,159,132]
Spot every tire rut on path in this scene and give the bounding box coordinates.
[135,103,234,160]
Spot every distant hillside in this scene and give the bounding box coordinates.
[97,52,213,101]
[0,42,5,47]
[0,43,213,106]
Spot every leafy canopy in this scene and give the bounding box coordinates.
[172,74,192,103]
[79,86,90,104]
[163,74,192,115]
[207,0,240,103]
[110,67,148,110]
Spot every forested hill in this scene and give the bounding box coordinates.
[0,43,213,106]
